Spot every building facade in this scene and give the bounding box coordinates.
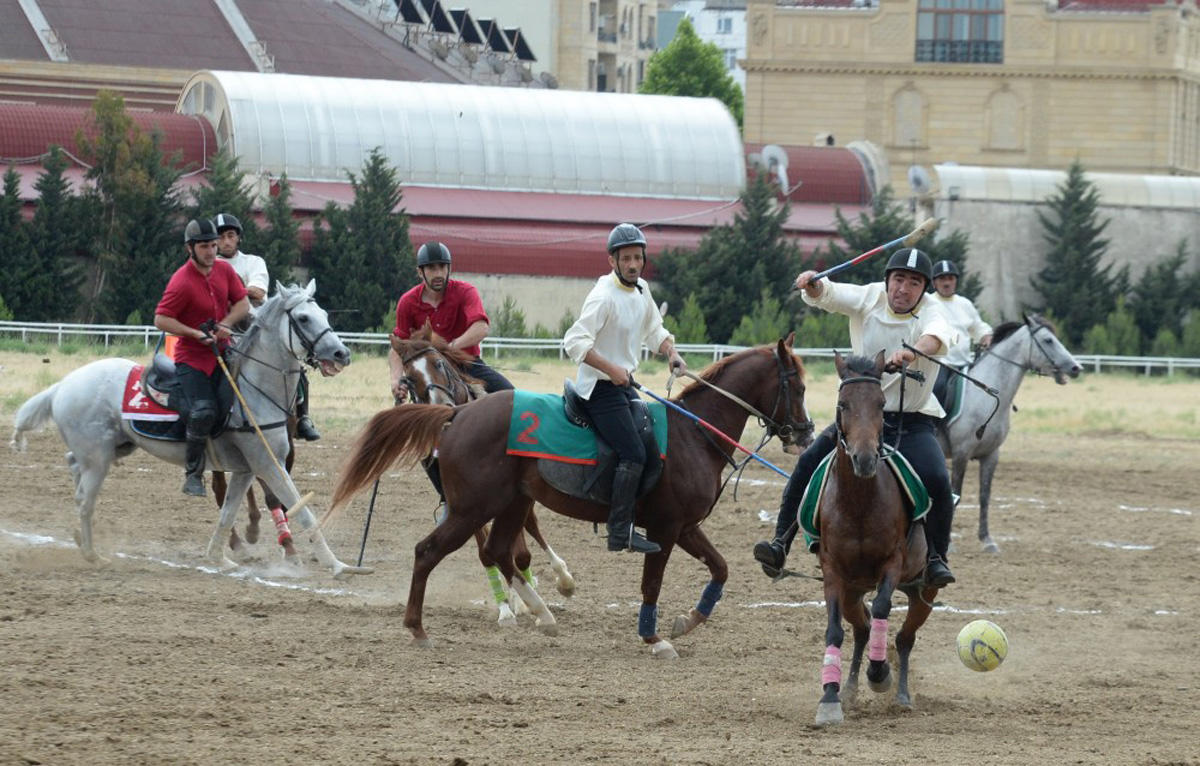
[672,1,749,91]
[743,0,1200,192]
[465,0,659,91]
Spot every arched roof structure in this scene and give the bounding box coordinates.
[177,70,745,199]
[934,164,1200,209]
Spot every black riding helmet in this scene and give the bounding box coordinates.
[607,223,647,254]
[932,259,959,278]
[184,218,219,244]
[417,241,452,267]
[214,212,243,235]
[885,247,933,287]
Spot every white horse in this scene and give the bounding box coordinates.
[10,280,372,578]
[938,313,1081,553]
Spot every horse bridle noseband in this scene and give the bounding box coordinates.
[835,373,889,457]
[979,321,1060,378]
[399,346,472,405]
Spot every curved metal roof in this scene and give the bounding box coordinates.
[933,164,1200,209]
[177,70,746,199]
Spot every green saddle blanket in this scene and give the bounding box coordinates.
[505,390,668,465]
[943,368,966,424]
[798,449,931,553]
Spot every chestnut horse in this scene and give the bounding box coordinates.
[393,327,576,623]
[814,352,940,726]
[332,336,813,657]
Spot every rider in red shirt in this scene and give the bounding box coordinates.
[154,218,250,497]
[387,241,512,521]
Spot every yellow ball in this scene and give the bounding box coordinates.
[956,619,1008,672]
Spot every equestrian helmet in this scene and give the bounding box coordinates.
[607,223,647,254]
[417,241,452,267]
[183,218,220,244]
[214,212,243,235]
[932,259,960,278]
[885,248,933,285]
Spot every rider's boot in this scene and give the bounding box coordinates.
[182,435,207,497]
[923,522,955,587]
[295,372,320,441]
[753,522,798,578]
[606,461,659,554]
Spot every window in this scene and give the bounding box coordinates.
[916,0,1003,64]
[717,17,733,34]
[589,59,596,90]
[724,49,738,70]
[590,2,597,32]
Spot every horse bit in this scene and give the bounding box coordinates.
[399,346,472,405]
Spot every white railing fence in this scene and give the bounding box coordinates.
[3,321,1200,375]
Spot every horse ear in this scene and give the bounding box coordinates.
[872,349,886,373]
[304,278,316,297]
[274,279,286,297]
[782,331,795,349]
[834,349,846,377]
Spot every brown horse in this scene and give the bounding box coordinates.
[814,352,940,726]
[331,335,813,657]
[392,326,576,622]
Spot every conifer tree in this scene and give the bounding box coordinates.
[25,147,87,320]
[1031,160,1128,347]
[258,174,300,285]
[186,148,260,250]
[308,148,413,332]
[652,173,800,343]
[0,167,34,318]
[1129,241,1194,351]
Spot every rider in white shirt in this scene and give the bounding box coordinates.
[215,212,320,442]
[929,259,992,404]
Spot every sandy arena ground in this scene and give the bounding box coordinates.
[1,356,1198,765]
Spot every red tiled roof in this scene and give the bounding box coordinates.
[744,143,874,205]
[0,104,216,170]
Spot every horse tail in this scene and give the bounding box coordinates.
[330,405,456,512]
[10,383,60,452]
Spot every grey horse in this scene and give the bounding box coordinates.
[937,313,1081,553]
[10,280,371,578]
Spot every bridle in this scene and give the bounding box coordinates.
[399,345,472,405]
[979,321,1061,378]
[834,373,887,457]
[286,299,336,370]
[673,347,815,449]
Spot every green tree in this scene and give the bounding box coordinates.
[1083,297,1139,355]
[186,148,259,245]
[490,295,528,338]
[1031,160,1128,347]
[639,17,744,129]
[663,293,709,344]
[556,308,576,338]
[653,173,800,344]
[1180,311,1200,357]
[308,148,413,332]
[1129,241,1194,351]
[1149,328,1179,357]
[0,293,12,321]
[24,147,88,320]
[76,90,183,323]
[258,174,300,284]
[728,289,790,346]
[0,166,34,318]
[796,310,850,349]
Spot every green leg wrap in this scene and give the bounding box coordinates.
[486,565,506,605]
[520,566,538,588]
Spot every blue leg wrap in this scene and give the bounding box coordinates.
[696,580,724,617]
[638,603,658,639]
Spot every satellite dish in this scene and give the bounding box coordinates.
[907,164,933,196]
[760,144,790,193]
[519,66,533,83]
[428,38,450,59]
[489,55,506,74]
[540,71,559,89]
[462,46,479,64]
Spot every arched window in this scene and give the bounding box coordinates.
[916,0,1004,64]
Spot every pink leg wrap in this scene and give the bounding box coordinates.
[821,645,842,686]
[270,506,292,545]
[869,617,888,662]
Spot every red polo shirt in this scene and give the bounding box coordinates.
[155,258,247,375]
[392,279,489,357]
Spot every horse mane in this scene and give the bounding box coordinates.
[991,313,1054,347]
[676,344,804,401]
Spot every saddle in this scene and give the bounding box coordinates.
[934,367,967,425]
[533,381,664,505]
[126,353,234,441]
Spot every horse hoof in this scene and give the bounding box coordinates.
[868,673,892,693]
[895,693,914,710]
[815,702,844,726]
[535,619,558,637]
[982,540,1000,554]
[650,640,679,659]
[244,526,260,545]
[556,576,576,598]
[410,636,433,649]
[332,564,374,580]
[670,614,690,639]
[497,605,518,627]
